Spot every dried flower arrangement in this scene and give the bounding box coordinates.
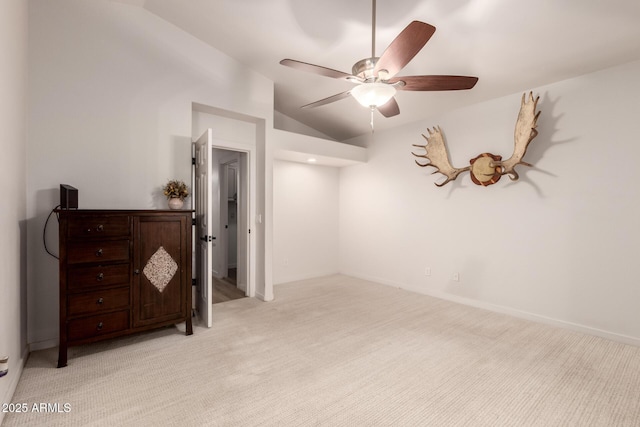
[163,180,189,200]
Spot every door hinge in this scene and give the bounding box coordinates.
[191,157,196,165]
[191,278,196,287]
[248,229,251,234]
[200,235,215,242]
[192,218,196,226]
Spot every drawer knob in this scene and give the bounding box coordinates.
[95,248,103,257]
[97,298,104,305]
[97,322,103,330]
[96,272,104,281]
[96,224,104,232]
[134,269,140,275]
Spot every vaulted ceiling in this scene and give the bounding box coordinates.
[115,0,640,141]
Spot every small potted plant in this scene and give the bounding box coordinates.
[163,180,189,209]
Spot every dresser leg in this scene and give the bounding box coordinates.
[57,344,68,368]
[186,316,193,336]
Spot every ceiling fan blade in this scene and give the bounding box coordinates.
[377,97,400,118]
[301,90,352,109]
[373,21,436,78]
[280,59,352,80]
[390,75,479,91]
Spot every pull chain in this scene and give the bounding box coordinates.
[370,107,375,133]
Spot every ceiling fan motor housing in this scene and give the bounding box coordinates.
[353,57,381,81]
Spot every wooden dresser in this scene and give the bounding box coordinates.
[56,209,193,367]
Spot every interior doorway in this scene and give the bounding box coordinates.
[213,153,246,304]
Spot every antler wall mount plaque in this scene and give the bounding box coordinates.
[412,92,541,187]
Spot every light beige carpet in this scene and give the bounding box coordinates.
[4,275,640,426]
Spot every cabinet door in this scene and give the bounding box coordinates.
[133,215,188,327]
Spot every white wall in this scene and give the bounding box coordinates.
[272,128,367,167]
[192,110,257,145]
[274,110,337,141]
[340,60,640,345]
[273,160,340,284]
[0,0,28,418]
[27,0,273,347]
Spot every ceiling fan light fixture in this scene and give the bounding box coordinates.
[351,82,396,108]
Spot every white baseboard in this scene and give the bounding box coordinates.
[255,290,274,302]
[0,345,29,425]
[28,338,58,352]
[343,272,640,348]
[274,270,341,286]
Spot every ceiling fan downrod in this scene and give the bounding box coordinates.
[371,0,377,58]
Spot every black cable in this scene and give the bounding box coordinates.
[44,205,61,259]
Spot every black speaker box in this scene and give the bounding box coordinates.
[60,184,78,209]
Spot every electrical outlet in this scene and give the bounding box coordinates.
[453,272,460,282]
[424,267,431,276]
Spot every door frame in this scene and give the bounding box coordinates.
[202,136,256,301]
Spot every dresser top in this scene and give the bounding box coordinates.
[56,209,194,214]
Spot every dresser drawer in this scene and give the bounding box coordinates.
[67,264,130,290]
[68,215,131,239]
[67,240,130,264]
[68,287,130,317]
[67,310,129,341]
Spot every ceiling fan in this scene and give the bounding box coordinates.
[280,0,478,119]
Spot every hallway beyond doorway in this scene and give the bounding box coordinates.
[212,274,245,304]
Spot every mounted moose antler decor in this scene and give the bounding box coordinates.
[412,92,541,187]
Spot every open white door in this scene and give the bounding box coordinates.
[194,129,213,327]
